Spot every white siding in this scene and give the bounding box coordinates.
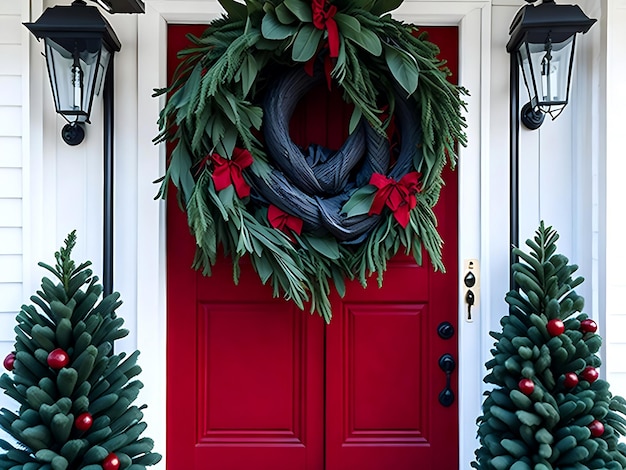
[0,6,27,436]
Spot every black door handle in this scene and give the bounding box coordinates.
[437,321,455,340]
[438,353,455,407]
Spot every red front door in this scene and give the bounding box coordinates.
[166,25,459,470]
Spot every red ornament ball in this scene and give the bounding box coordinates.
[3,352,15,371]
[563,372,579,389]
[75,412,93,431]
[581,319,598,334]
[47,348,69,370]
[581,367,599,384]
[589,420,605,437]
[519,378,535,396]
[547,319,565,337]
[102,453,120,470]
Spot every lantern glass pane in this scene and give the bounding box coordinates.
[537,36,574,108]
[44,38,102,123]
[94,48,111,96]
[537,36,575,117]
[518,43,538,108]
[523,36,574,118]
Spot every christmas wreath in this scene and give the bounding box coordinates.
[155,0,467,322]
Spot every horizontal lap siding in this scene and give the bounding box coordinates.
[0,7,25,437]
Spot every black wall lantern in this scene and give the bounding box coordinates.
[507,0,595,290]
[24,0,144,297]
[507,0,596,130]
[25,0,123,145]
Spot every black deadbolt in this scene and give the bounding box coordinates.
[437,321,455,340]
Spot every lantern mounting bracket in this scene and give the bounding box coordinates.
[61,122,86,146]
[520,102,545,130]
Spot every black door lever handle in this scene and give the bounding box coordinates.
[438,353,455,407]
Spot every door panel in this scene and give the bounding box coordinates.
[166,24,458,470]
[168,248,324,470]
[326,261,456,470]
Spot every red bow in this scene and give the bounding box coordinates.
[211,148,253,198]
[368,172,422,228]
[312,0,339,58]
[268,205,304,237]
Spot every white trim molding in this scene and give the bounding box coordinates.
[137,2,491,468]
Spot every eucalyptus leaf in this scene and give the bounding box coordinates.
[275,2,298,24]
[352,27,382,56]
[238,103,263,130]
[384,44,419,96]
[216,126,237,158]
[249,234,265,258]
[330,267,346,298]
[349,107,363,134]
[207,182,230,221]
[191,107,212,153]
[292,25,323,62]
[236,224,252,255]
[214,92,239,124]
[237,54,258,96]
[334,13,362,37]
[169,143,195,203]
[262,12,298,40]
[208,112,226,147]
[177,64,203,110]
[218,184,237,212]
[253,256,274,283]
[303,235,341,260]
[341,186,377,217]
[283,0,313,22]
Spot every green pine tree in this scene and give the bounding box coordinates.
[474,222,626,470]
[0,232,161,470]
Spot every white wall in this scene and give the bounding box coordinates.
[0,1,29,437]
[605,0,626,400]
[0,2,30,444]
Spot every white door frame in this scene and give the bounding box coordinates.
[136,1,491,468]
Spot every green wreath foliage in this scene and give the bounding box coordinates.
[154,0,468,322]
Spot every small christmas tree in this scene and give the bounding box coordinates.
[474,222,626,470]
[0,232,160,470]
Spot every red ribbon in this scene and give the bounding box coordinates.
[210,148,253,198]
[268,205,304,237]
[368,172,422,228]
[312,0,339,58]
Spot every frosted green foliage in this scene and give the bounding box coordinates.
[0,232,161,470]
[473,222,626,469]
